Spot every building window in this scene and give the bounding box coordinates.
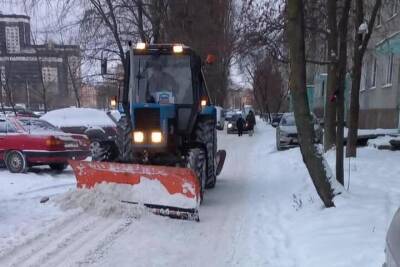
[0,66,5,86]
[360,60,367,91]
[5,26,20,53]
[376,8,382,27]
[390,0,399,18]
[386,53,394,85]
[42,67,58,83]
[371,58,377,88]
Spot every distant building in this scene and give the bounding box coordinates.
[80,84,98,108]
[358,1,400,129]
[311,1,400,130]
[225,88,255,109]
[0,14,80,110]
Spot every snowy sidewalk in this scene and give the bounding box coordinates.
[0,122,400,266]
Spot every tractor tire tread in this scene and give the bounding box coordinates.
[195,120,217,189]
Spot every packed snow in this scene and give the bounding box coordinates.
[41,107,116,128]
[59,178,198,212]
[1,121,400,266]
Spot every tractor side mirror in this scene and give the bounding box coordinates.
[205,54,217,65]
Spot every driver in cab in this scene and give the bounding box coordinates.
[146,62,178,104]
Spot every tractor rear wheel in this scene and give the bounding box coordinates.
[195,120,217,189]
[187,148,206,203]
[116,116,133,163]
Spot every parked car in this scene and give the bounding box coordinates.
[0,106,40,118]
[0,117,90,173]
[227,113,247,134]
[384,208,400,267]
[271,113,283,127]
[216,106,226,130]
[276,113,322,151]
[41,108,117,159]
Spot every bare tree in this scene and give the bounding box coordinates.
[287,0,336,207]
[245,55,287,118]
[324,0,338,151]
[335,0,352,185]
[346,0,382,157]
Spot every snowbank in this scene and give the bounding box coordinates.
[57,186,146,218]
[57,178,198,218]
[41,107,116,128]
[368,135,400,148]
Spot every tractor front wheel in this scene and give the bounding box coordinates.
[195,120,217,189]
[116,116,134,163]
[187,148,206,203]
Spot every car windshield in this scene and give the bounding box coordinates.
[230,114,242,121]
[132,55,193,104]
[280,114,296,126]
[18,119,62,133]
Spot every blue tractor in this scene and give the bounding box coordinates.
[73,43,226,219]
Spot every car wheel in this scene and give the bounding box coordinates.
[49,163,68,172]
[90,140,102,157]
[6,151,27,173]
[276,132,283,151]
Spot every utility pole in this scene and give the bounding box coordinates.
[25,80,30,109]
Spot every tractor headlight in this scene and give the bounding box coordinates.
[228,123,233,128]
[173,45,183,53]
[151,131,162,143]
[133,131,144,143]
[136,42,146,50]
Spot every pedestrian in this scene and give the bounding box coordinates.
[246,110,256,136]
[236,115,245,136]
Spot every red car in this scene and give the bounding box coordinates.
[0,117,90,173]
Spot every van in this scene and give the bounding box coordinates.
[215,106,225,130]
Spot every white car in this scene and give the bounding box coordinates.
[215,106,225,130]
[276,113,322,151]
[384,208,400,267]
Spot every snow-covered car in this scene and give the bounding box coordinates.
[0,117,90,173]
[276,113,322,151]
[41,108,117,158]
[384,208,400,267]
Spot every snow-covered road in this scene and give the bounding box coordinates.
[1,122,400,267]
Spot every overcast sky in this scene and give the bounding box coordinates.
[1,0,249,88]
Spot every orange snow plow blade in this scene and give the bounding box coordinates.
[68,160,200,221]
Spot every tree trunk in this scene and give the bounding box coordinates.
[336,0,351,185]
[137,0,147,42]
[287,0,335,208]
[346,0,382,157]
[324,0,338,151]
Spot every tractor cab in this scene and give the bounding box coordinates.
[123,43,213,157]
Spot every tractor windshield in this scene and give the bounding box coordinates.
[132,55,193,104]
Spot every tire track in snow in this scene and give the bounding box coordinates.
[76,217,134,266]
[0,212,133,267]
[0,210,83,260]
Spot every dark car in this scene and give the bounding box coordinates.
[384,208,400,267]
[0,117,90,173]
[227,113,248,134]
[41,108,117,158]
